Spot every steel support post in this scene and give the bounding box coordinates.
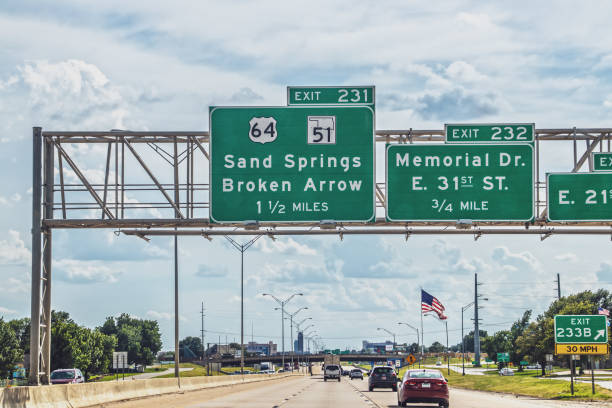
[173,138,180,383]
[241,247,245,375]
[474,273,480,366]
[40,135,54,384]
[29,127,42,385]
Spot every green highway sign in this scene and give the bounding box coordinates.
[547,173,612,221]
[497,352,510,362]
[554,315,609,344]
[593,152,612,172]
[287,86,375,107]
[386,144,534,221]
[445,123,534,144]
[210,106,375,223]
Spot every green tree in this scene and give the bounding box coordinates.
[481,330,512,363]
[515,290,611,376]
[50,311,117,380]
[180,336,204,358]
[8,318,30,356]
[461,330,488,353]
[428,341,446,353]
[101,314,162,367]
[0,318,23,379]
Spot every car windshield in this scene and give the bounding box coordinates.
[374,367,395,374]
[326,365,339,370]
[407,371,443,379]
[351,369,361,373]
[51,370,75,379]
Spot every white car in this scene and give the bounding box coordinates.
[499,368,515,376]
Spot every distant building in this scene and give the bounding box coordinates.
[362,340,394,354]
[246,341,277,356]
[297,332,304,353]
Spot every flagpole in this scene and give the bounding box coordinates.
[445,320,449,376]
[420,287,424,368]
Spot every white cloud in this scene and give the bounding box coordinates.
[10,193,21,202]
[55,259,121,283]
[0,230,30,265]
[147,310,172,320]
[491,246,540,274]
[555,253,578,263]
[195,264,227,278]
[255,238,317,256]
[0,278,29,294]
[0,306,17,315]
[596,262,612,281]
[147,310,186,322]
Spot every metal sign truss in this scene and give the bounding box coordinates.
[29,126,612,384]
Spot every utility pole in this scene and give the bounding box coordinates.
[474,273,481,366]
[555,273,561,299]
[200,302,206,361]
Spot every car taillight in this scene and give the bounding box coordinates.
[406,380,417,386]
[435,379,447,385]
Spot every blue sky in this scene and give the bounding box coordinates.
[0,1,611,351]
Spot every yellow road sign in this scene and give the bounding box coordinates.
[555,343,610,355]
[406,354,417,364]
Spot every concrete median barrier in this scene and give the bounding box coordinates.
[0,373,296,408]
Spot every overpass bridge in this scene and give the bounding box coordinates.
[196,353,409,367]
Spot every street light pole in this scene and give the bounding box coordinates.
[225,235,262,376]
[377,327,397,352]
[262,293,303,370]
[398,322,420,367]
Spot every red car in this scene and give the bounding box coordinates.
[397,369,449,407]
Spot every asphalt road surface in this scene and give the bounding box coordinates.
[103,375,612,408]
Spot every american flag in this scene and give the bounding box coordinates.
[598,307,610,317]
[421,289,447,320]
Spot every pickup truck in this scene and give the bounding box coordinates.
[324,364,341,381]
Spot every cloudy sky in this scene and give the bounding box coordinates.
[1,1,611,352]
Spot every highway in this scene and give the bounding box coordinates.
[103,374,611,408]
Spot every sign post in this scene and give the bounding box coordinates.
[386,144,534,221]
[210,106,375,223]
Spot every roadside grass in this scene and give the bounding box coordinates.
[155,363,225,378]
[91,367,165,382]
[445,369,612,401]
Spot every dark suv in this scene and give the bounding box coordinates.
[368,366,398,391]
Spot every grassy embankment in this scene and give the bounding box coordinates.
[446,369,612,400]
[91,367,165,382]
[154,363,258,378]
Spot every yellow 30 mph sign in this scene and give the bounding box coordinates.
[555,343,610,355]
